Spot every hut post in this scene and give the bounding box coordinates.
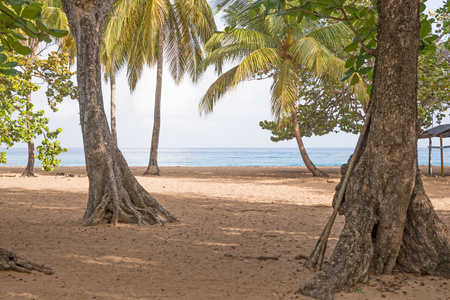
[429,137,432,176]
[441,134,444,177]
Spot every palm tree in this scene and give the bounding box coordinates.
[199,2,367,177]
[99,0,130,144]
[115,0,217,176]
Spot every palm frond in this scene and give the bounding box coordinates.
[270,59,300,121]
[306,22,352,52]
[204,28,273,53]
[288,37,339,77]
[232,47,282,86]
[198,66,239,114]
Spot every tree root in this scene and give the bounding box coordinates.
[0,248,53,275]
[82,150,177,227]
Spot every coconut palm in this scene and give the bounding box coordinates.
[99,0,130,144]
[199,2,367,177]
[116,0,217,175]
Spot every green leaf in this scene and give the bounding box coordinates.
[12,41,31,55]
[38,35,52,43]
[11,31,26,40]
[36,19,50,33]
[344,56,357,68]
[420,3,426,13]
[2,61,18,68]
[420,20,431,39]
[0,53,7,65]
[343,5,359,14]
[344,67,355,76]
[363,11,375,28]
[341,70,354,81]
[356,54,365,69]
[11,5,22,16]
[0,68,19,75]
[357,66,372,74]
[344,41,359,52]
[6,0,26,6]
[286,9,301,17]
[21,3,42,19]
[350,74,360,85]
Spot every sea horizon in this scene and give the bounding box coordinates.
[0,147,448,167]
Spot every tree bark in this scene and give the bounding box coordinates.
[61,0,176,226]
[298,1,450,299]
[110,70,117,145]
[0,248,53,275]
[22,40,40,177]
[22,133,35,177]
[144,26,164,176]
[291,110,328,177]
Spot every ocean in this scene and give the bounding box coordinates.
[0,147,446,167]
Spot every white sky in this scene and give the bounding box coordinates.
[15,0,449,150]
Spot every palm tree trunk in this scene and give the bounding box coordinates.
[110,71,117,145]
[144,26,164,176]
[291,109,328,177]
[22,40,40,177]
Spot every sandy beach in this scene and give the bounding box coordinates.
[0,166,449,299]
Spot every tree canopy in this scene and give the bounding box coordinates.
[0,51,77,170]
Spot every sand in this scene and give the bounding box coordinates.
[0,166,449,300]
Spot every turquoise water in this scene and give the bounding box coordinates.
[0,147,445,167]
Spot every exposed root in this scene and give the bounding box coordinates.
[0,248,53,275]
[296,272,334,300]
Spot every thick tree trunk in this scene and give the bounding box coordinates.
[61,0,176,226]
[397,168,450,277]
[298,1,450,299]
[144,26,164,176]
[0,248,53,275]
[291,110,328,177]
[110,71,117,145]
[22,41,40,177]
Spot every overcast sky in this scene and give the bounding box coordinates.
[14,0,448,150]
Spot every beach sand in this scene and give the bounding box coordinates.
[0,166,449,299]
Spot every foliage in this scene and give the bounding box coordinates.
[0,51,77,170]
[247,0,437,95]
[246,0,449,140]
[260,74,365,141]
[199,0,368,124]
[0,0,68,67]
[109,0,217,89]
[417,46,450,128]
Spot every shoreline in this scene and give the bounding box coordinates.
[2,164,450,177]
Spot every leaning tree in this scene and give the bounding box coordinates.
[60,0,176,226]
[250,0,450,299]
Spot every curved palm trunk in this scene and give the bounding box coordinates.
[110,71,117,144]
[61,0,176,226]
[299,2,449,299]
[291,110,328,177]
[22,41,40,177]
[144,26,164,176]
